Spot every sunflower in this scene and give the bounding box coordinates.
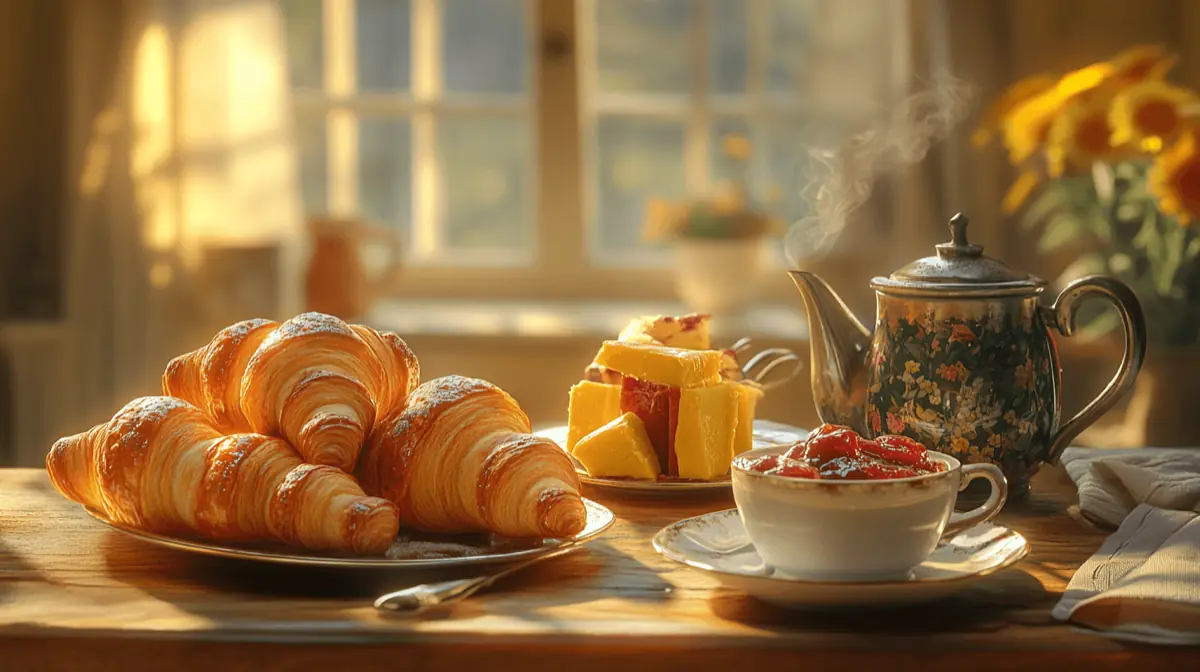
[1108,44,1177,85]
[1110,80,1199,151]
[1001,64,1112,165]
[972,74,1056,149]
[1002,90,1065,165]
[1045,92,1129,177]
[1150,128,1200,225]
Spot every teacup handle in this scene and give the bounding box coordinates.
[942,463,1008,539]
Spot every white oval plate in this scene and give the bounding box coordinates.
[84,498,614,569]
[534,420,809,494]
[653,509,1029,609]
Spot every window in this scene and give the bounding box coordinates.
[280,0,910,300]
[583,0,908,266]
[281,0,534,266]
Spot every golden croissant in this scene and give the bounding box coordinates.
[46,396,400,554]
[162,312,419,471]
[357,375,587,539]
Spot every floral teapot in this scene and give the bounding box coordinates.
[789,214,1147,499]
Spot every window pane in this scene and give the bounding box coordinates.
[708,0,747,94]
[593,117,685,252]
[294,114,327,215]
[438,118,532,251]
[766,0,814,94]
[442,0,528,94]
[596,0,692,94]
[763,117,824,223]
[357,0,411,92]
[280,0,323,90]
[358,118,412,241]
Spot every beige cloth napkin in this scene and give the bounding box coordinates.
[1052,504,1200,645]
[1059,446,1200,528]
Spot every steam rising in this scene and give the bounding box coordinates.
[785,70,977,265]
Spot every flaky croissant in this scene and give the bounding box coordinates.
[357,375,587,539]
[46,396,401,554]
[162,312,419,471]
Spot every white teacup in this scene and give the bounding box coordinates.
[731,445,1008,582]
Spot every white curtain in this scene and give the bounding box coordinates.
[35,0,306,461]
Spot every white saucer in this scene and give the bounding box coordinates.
[653,509,1029,609]
[534,420,808,494]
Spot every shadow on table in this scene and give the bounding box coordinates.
[97,528,648,621]
[0,537,41,607]
[0,477,52,606]
[706,567,1053,634]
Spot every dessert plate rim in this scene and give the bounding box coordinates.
[534,419,809,494]
[81,498,614,568]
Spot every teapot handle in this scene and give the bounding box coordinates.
[1043,276,1147,463]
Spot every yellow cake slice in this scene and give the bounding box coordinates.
[733,383,764,456]
[573,413,662,480]
[674,381,741,480]
[566,381,622,452]
[593,341,722,389]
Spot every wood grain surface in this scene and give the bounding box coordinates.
[0,466,1195,671]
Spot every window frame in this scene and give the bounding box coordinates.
[292,0,923,303]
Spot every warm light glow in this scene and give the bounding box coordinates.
[129,2,303,268]
[175,2,301,251]
[78,108,121,197]
[130,22,177,253]
[514,311,571,337]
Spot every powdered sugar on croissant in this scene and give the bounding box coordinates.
[163,312,419,471]
[46,396,400,554]
[358,375,587,539]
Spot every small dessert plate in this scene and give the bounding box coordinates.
[653,509,1029,608]
[534,420,808,494]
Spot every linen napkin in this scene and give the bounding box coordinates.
[1052,503,1200,645]
[1059,446,1200,528]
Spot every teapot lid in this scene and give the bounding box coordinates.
[870,214,1046,297]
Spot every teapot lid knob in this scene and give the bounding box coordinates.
[935,213,983,259]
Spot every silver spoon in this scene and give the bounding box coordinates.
[374,542,583,615]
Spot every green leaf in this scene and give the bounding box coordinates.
[1115,202,1144,222]
[1187,237,1200,259]
[1155,222,1186,296]
[1021,183,1072,231]
[1056,253,1107,287]
[1038,213,1084,253]
[1109,253,1133,273]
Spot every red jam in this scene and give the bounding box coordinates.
[744,424,946,481]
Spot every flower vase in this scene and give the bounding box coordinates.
[674,238,763,317]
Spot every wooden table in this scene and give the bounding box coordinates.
[0,466,1195,671]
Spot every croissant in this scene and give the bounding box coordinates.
[46,396,400,555]
[357,375,587,539]
[162,312,419,471]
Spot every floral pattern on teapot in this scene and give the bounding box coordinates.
[864,299,1060,491]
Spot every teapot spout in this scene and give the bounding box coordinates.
[788,271,873,434]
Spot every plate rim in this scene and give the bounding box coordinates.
[652,508,1029,588]
[83,498,615,569]
[535,419,807,493]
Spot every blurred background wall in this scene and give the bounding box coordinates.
[1,0,1197,465]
